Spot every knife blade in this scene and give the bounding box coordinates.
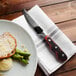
[23,9,67,62]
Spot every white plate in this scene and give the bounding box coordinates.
[0,20,37,76]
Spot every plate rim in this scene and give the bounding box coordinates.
[0,19,38,76]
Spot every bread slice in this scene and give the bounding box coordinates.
[0,32,17,59]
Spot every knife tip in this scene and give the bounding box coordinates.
[22,9,28,15]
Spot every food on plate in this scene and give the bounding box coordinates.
[15,48,30,57]
[0,58,13,71]
[12,48,31,64]
[0,74,4,76]
[0,32,17,59]
[0,32,31,72]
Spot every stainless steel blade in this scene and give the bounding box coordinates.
[23,9,40,28]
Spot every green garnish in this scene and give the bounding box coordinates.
[12,48,31,65]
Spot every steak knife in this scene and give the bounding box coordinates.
[23,9,67,62]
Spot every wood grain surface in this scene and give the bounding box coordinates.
[0,0,76,76]
[0,0,70,15]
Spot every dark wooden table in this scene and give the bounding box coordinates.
[0,0,76,76]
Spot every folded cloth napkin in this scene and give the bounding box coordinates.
[12,5,76,76]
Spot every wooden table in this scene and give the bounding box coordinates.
[0,0,76,76]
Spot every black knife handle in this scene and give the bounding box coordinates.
[44,36,67,62]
